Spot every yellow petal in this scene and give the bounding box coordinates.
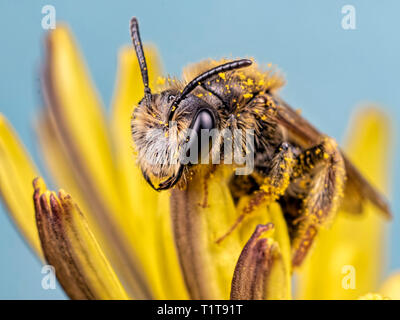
[110,46,188,299]
[36,112,88,213]
[296,107,392,299]
[41,25,152,298]
[231,223,290,300]
[33,177,129,300]
[236,199,292,297]
[379,272,400,300]
[0,114,42,257]
[170,165,292,299]
[170,167,243,299]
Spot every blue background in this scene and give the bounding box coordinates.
[0,0,398,299]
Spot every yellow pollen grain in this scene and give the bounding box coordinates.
[196,93,203,97]
[218,72,226,80]
[156,76,166,85]
[246,78,254,86]
[243,93,253,99]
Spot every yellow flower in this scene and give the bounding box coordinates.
[0,25,290,300]
[0,24,397,300]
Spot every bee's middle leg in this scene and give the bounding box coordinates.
[289,137,346,267]
[218,142,296,243]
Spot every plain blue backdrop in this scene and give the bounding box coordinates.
[0,0,399,299]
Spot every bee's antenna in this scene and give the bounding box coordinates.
[167,59,252,122]
[130,17,151,102]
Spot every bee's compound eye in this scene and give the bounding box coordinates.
[185,110,215,164]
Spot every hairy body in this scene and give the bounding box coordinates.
[129,17,391,266]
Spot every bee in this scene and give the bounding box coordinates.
[130,17,391,266]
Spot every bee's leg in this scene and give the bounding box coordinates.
[290,137,346,267]
[217,142,296,243]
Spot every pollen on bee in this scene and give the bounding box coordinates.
[196,93,203,97]
[156,76,166,85]
[245,78,254,86]
[258,79,265,86]
[237,72,246,80]
[218,72,226,80]
[243,93,253,99]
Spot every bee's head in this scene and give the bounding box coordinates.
[132,88,219,190]
[129,17,251,191]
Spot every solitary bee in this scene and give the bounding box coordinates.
[130,17,391,266]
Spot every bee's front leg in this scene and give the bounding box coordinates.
[218,142,296,243]
[290,137,346,267]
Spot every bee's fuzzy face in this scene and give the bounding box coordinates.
[131,90,198,188]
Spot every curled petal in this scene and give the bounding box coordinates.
[0,115,42,257]
[33,177,129,300]
[231,224,290,300]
